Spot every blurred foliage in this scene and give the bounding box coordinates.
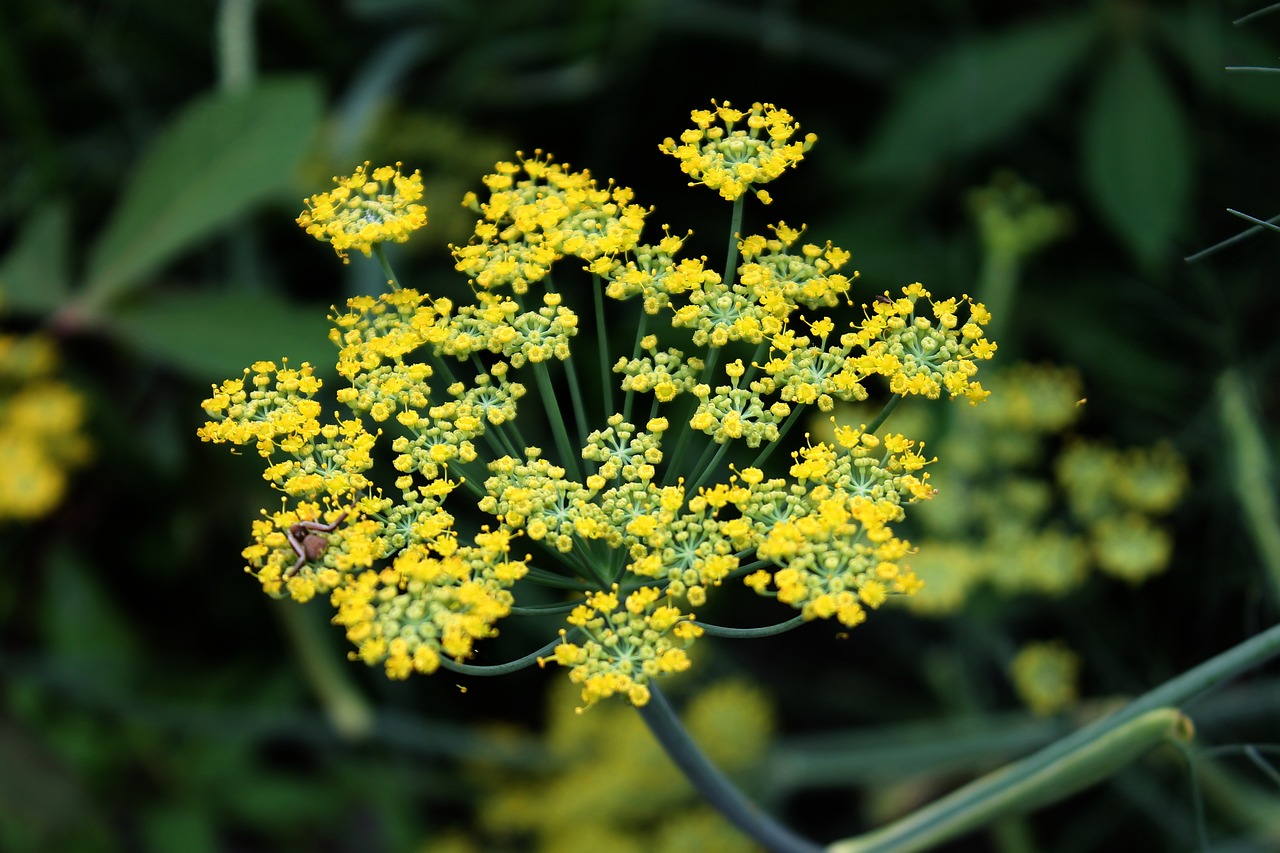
[2,1,1279,852]
[422,679,773,853]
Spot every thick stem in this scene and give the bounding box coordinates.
[827,621,1280,853]
[637,684,825,853]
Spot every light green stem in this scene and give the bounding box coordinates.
[593,274,614,418]
[1217,369,1280,602]
[275,602,374,740]
[372,243,400,291]
[216,0,257,92]
[622,309,649,424]
[827,709,1191,853]
[531,362,583,481]
[825,621,1280,852]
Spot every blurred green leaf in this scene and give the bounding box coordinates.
[856,12,1096,182]
[42,545,140,684]
[141,805,217,853]
[0,204,70,316]
[1082,41,1193,268]
[106,290,334,381]
[0,718,97,852]
[1156,6,1280,120]
[81,77,322,308]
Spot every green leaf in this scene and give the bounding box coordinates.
[106,290,334,381]
[81,76,322,307]
[857,12,1096,181]
[1082,40,1193,268]
[0,204,70,316]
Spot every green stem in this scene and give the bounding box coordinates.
[827,621,1280,852]
[750,403,808,470]
[695,615,806,639]
[622,309,649,424]
[724,194,746,289]
[531,362,583,481]
[275,602,374,740]
[637,684,825,853]
[864,393,903,436]
[372,243,400,291]
[830,709,1190,853]
[562,353,591,452]
[687,438,732,495]
[1217,369,1280,603]
[594,273,614,419]
[509,598,586,616]
[216,0,257,92]
[435,633,569,677]
[519,565,595,591]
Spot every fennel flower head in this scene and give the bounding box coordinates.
[199,100,997,709]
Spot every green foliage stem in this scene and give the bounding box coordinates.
[1217,370,1280,602]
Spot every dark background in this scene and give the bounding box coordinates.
[2,1,1278,850]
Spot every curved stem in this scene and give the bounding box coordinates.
[828,621,1280,853]
[695,614,806,639]
[637,684,825,853]
[436,633,567,677]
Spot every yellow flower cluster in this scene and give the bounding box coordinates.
[297,162,427,262]
[853,282,996,403]
[1009,640,1082,716]
[201,101,999,707]
[903,363,1188,615]
[659,100,817,202]
[542,585,703,708]
[453,151,648,294]
[0,332,91,519]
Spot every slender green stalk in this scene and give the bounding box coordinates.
[520,565,596,591]
[637,685,826,853]
[531,362,584,481]
[1217,370,1280,602]
[863,393,903,437]
[593,273,614,417]
[276,602,374,740]
[622,309,649,424]
[216,0,257,92]
[750,403,807,470]
[723,194,746,289]
[687,438,732,495]
[695,615,806,639]
[372,244,400,290]
[509,598,586,616]
[435,633,569,676]
[560,349,591,451]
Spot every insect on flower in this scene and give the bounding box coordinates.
[284,511,348,578]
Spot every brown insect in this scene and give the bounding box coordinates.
[284,511,348,578]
